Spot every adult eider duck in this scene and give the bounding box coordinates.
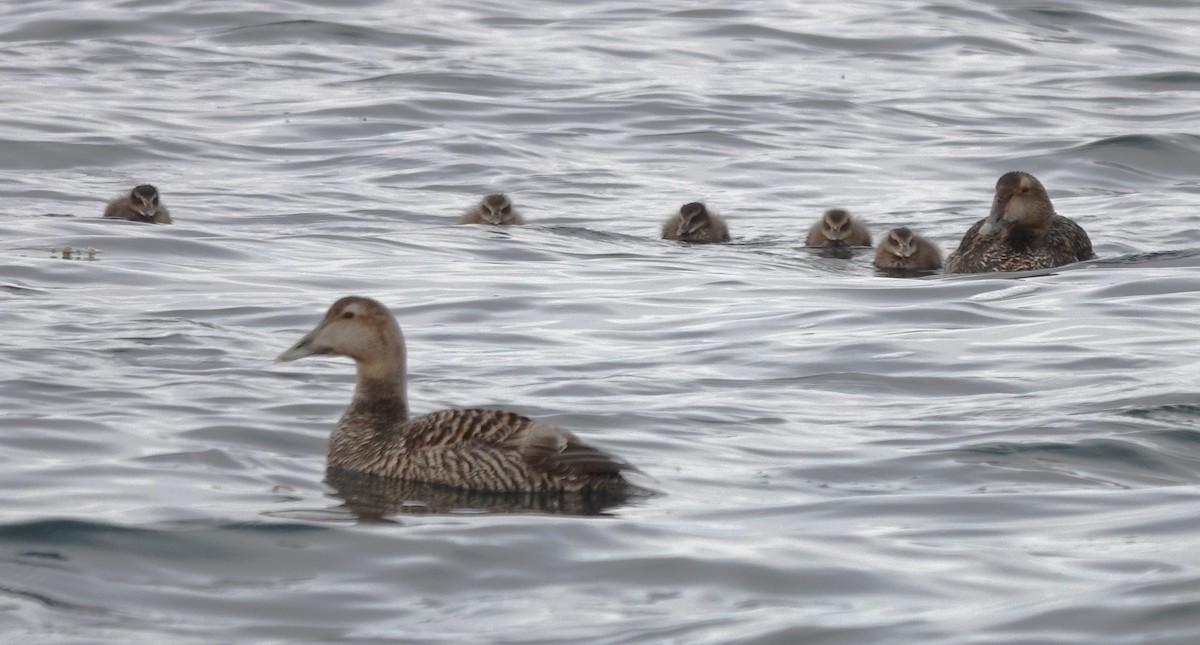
[103,184,172,224]
[461,193,525,225]
[944,172,1094,274]
[805,209,871,247]
[276,296,633,492]
[874,227,943,271]
[661,202,730,243]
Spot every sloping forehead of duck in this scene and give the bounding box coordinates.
[825,210,848,224]
[325,297,379,320]
[483,195,509,208]
[997,172,1037,191]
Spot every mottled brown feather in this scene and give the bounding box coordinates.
[945,172,1093,274]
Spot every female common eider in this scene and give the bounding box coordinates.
[661,202,730,243]
[805,209,871,247]
[103,184,172,224]
[944,172,1094,274]
[874,227,943,271]
[276,296,632,492]
[461,193,525,225]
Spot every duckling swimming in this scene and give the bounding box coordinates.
[461,193,524,225]
[103,184,171,224]
[276,296,633,493]
[661,202,730,243]
[805,209,871,247]
[874,227,943,271]
[944,172,1093,274]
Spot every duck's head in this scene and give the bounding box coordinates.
[130,184,161,218]
[820,209,854,242]
[478,193,516,225]
[276,296,405,369]
[882,227,917,258]
[980,171,1054,239]
[676,202,711,237]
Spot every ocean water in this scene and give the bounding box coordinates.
[3,0,1200,642]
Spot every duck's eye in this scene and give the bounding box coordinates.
[500,206,511,214]
[342,311,356,320]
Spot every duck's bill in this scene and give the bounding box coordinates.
[275,334,319,363]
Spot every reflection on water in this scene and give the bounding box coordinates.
[3,0,1200,642]
[804,246,863,260]
[873,267,941,279]
[325,467,644,519]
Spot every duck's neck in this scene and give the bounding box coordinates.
[327,326,410,472]
[350,351,409,422]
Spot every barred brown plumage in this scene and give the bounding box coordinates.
[277,296,633,493]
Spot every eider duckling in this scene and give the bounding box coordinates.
[805,209,871,247]
[874,227,943,271]
[944,172,1094,274]
[461,193,524,225]
[276,296,633,492]
[661,202,730,243]
[103,184,172,224]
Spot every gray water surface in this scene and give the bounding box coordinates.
[4,0,1200,642]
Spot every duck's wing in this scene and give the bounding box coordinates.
[102,197,127,218]
[402,408,631,479]
[804,219,826,245]
[1058,215,1095,261]
[661,213,681,239]
[850,220,873,246]
[400,408,529,448]
[511,421,631,477]
[950,218,987,255]
[944,218,989,272]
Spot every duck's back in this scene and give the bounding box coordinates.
[662,213,730,243]
[945,214,1092,274]
[461,210,524,225]
[805,219,871,247]
[103,197,172,224]
[875,236,943,271]
[330,407,629,492]
[697,216,731,243]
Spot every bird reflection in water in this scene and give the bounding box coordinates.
[324,467,648,520]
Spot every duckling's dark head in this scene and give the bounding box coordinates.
[821,209,854,241]
[479,193,515,224]
[276,296,405,368]
[130,184,160,218]
[883,227,916,258]
[677,202,711,237]
[982,172,1054,239]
